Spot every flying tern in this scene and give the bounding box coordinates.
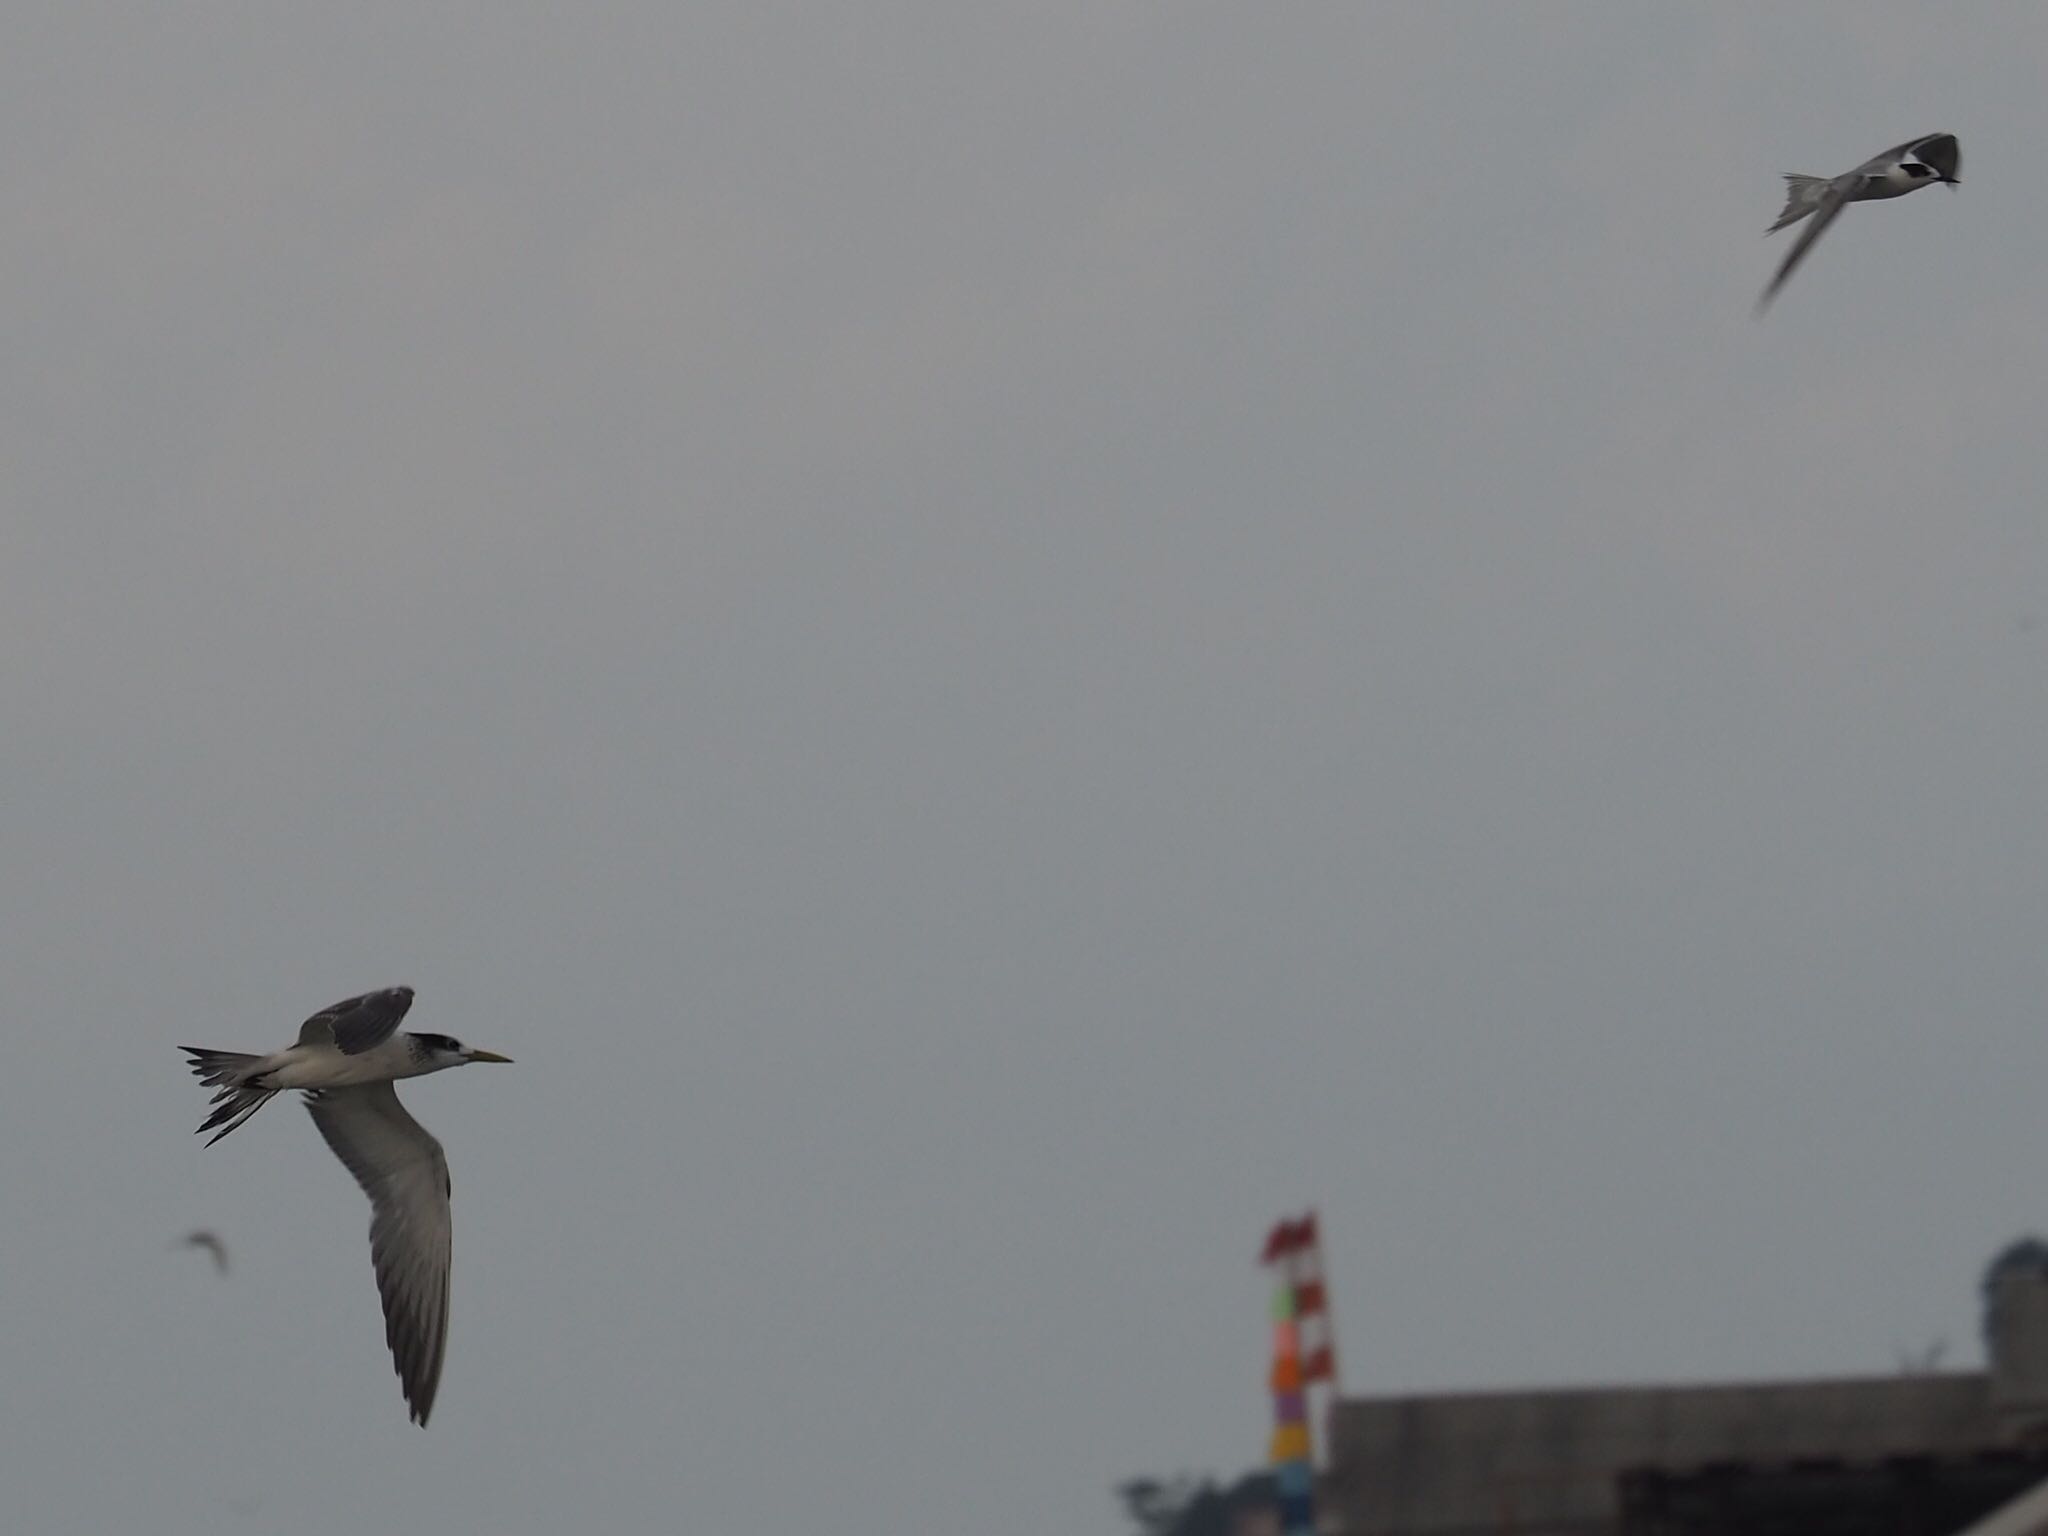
[178,1229,230,1273]
[181,986,512,1425]
[1758,132,1959,312]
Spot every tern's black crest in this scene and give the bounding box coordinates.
[1903,132,1960,183]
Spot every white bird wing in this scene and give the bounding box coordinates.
[305,1082,452,1425]
[1758,174,1854,313]
[298,987,415,1055]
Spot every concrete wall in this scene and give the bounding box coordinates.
[1322,1374,1995,1536]
[1989,1265,2048,1432]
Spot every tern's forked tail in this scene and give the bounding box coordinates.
[180,1047,277,1145]
[1769,173,1832,233]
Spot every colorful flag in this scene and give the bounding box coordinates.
[1261,1217,1307,1265]
[1260,1209,1336,1536]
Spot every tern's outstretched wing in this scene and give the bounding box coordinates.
[298,987,415,1055]
[1868,132,1959,181]
[306,1082,452,1426]
[1758,178,1852,313]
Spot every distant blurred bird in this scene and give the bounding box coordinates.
[1758,132,1960,312]
[181,987,513,1426]
[178,1229,230,1273]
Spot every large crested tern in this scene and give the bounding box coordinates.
[181,987,512,1425]
[1758,132,1959,312]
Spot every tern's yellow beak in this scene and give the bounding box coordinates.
[466,1049,514,1064]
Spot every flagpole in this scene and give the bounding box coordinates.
[1262,1212,1323,1536]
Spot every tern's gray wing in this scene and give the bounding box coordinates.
[1867,132,1959,180]
[1758,177,1853,313]
[297,987,416,1055]
[306,1082,451,1426]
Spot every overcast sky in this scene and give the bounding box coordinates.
[6,3,2048,1531]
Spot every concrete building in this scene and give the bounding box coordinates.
[1319,1243,2048,1536]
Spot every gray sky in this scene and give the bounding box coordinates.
[4,3,2047,1530]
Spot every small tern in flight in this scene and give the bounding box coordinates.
[181,987,512,1425]
[1759,132,1959,312]
[177,1229,230,1273]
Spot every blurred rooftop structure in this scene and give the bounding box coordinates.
[1319,1243,2048,1536]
